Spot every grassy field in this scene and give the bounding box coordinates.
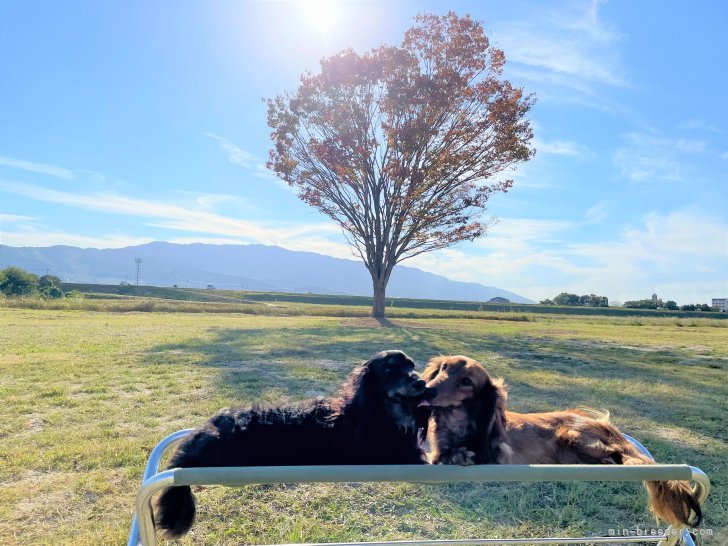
[0,304,725,545]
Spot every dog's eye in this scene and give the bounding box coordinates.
[460,377,473,387]
[441,363,448,371]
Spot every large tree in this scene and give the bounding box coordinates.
[267,12,535,317]
[0,266,38,297]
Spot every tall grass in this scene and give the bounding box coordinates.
[0,296,533,321]
[57,282,728,319]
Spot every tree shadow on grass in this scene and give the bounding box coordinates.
[146,322,449,401]
[375,317,397,328]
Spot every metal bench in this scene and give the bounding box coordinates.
[128,429,710,546]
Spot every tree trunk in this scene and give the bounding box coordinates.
[371,279,387,318]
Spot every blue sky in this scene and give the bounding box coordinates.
[0,0,726,304]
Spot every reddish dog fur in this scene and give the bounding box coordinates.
[421,355,702,528]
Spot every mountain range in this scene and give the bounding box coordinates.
[0,242,534,303]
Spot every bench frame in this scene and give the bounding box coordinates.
[127,429,710,546]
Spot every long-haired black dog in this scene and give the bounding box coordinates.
[154,350,435,538]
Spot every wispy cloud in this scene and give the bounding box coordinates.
[408,218,577,280]
[194,194,238,209]
[496,1,626,89]
[562,0,622,43]
[0,155,74,180]
[474,218,575,247]
[204,133,293,191]
[408,209,726,304]
[584,201,613,223]
[0,180,353,258]
[500,28,625,87]
[635,211,719,255]
[533,138,589,157]
[252,162,284,182]
[493,0,630,114]
[564,210,727,301]
[613,131,708,182]
[0,230,153,249]
[0,212,39,223]
[679,118,723,134]
[203,132,256,168]
[174,190,248,211]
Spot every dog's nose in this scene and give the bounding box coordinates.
[422,386,437,399]
[414,379,426,390]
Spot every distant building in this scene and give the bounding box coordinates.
[488,297,510,303]
[651,293,658,303]
[712,298,727,312]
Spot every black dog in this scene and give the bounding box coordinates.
[154,350,435,538]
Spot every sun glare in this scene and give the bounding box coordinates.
[299,0,340,34]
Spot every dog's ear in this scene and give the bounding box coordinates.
[422,356,445,382]
[331,360,375,419]
[469,377,510,463]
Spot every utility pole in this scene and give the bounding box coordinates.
[135,258,142,286]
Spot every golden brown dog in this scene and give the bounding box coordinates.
[421,355,702,528]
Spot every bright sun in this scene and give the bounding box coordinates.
[299,0,340,34]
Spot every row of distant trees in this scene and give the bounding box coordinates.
[623,298,675,310]
[540,293,609,307]
[540,292,716,311]
[0,267,65,298]
[678,303,716,312]
[622,298,715,311]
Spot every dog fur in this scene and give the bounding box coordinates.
[420,355,702,528]
[154,350,434,538]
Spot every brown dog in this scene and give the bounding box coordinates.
[421,355,702,528]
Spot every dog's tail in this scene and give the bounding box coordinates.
[622,449,702,527]
[563,417,702,528]
[643,479,702,528]
[154,485,196,539]
[152,412,237,537]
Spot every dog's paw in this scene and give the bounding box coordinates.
[451,447,476,465]
[435,447,475,465]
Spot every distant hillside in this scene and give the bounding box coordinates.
[0,242,534,303]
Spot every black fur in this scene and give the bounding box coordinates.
[154,350,434,538]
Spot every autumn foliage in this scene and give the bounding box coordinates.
[267,13,535,316]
